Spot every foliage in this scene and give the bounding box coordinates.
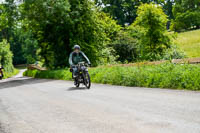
[3,68,19,79]
[95,0,167,26]
[175,29,200,58]
[109,30,139,63]
[22,0,121,68]
[162,44,186,60]
[171,0,200,31]
[0,5,8,32]
[0,0,29,65]
[133,3,172,61]
[87,12,121,65]
[24,63,200,90]
[0,0,17,41]
[0,39,14,72]
[24,69,72,80]
[163,0,174,20]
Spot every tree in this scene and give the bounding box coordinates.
[22,0,120,68]
[0,40,14,72]
[163,0,174,19]
[0,0,27,65]
[0,0,17,41]
[95,0,165,26]
[133,3,172,60]
[171,0,200,31]
[10,27,39,65]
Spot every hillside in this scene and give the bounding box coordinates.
[176,29,200,58]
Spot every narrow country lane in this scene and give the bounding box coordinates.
[0,70,200,133]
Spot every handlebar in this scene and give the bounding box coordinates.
[72,62,90,67]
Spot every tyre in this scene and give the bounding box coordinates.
[84,72,91,89]
[74,78,80,88]
[76,82,80,88]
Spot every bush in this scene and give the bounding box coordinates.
[4,69,19,79]
[163,44,186,60]
[109,31,139,63]
[0,40,14,72]
[24,63,200,90]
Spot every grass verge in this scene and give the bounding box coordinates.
[4,69,19,79]
[176,29,200,58]
[24,63,200,91]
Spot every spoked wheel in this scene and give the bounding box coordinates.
[84,72,91,89]
[74,78,80,88]
[76,82,80,88]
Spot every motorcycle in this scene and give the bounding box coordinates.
[0,67,4,80]
[72,62,91,89]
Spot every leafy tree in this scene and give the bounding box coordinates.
[133,3,172,61]
[95,0,165,26]
[95,12,121,64]
[21,0,72,68]
[22,0,121,68]
[10,27,39,65]
[171,0,200,31]
[0,0,17,41]
[0,1,27,65]
[163,0,174,20]
[0,5,8,34]
[0,40,14,72]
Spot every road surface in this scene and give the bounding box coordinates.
[0,70,200,133]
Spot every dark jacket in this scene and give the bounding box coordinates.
[69,51,91,66]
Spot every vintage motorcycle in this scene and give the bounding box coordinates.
[71,62,91,89]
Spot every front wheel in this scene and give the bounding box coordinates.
[84,72,91,89]
[74,78,80,88]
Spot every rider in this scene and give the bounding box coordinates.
[69,45,91,78]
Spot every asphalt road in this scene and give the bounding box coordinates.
[0,70,200,133]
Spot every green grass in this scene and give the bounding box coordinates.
[176,29,200,58]
[4,69,19,79]
[24,63,200,90]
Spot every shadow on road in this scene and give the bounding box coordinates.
[0,78,51,90]
[67,87,87,91]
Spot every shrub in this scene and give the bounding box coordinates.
[4,69,19,79]
[109,31,139,63]
[163,44,186,60]
[0,40,14,72]
[24,63,200,90]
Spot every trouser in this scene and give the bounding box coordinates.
[72,66,78,78]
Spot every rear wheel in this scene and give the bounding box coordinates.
[84,72,91,89]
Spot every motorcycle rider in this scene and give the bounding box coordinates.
[69,45,91,78]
